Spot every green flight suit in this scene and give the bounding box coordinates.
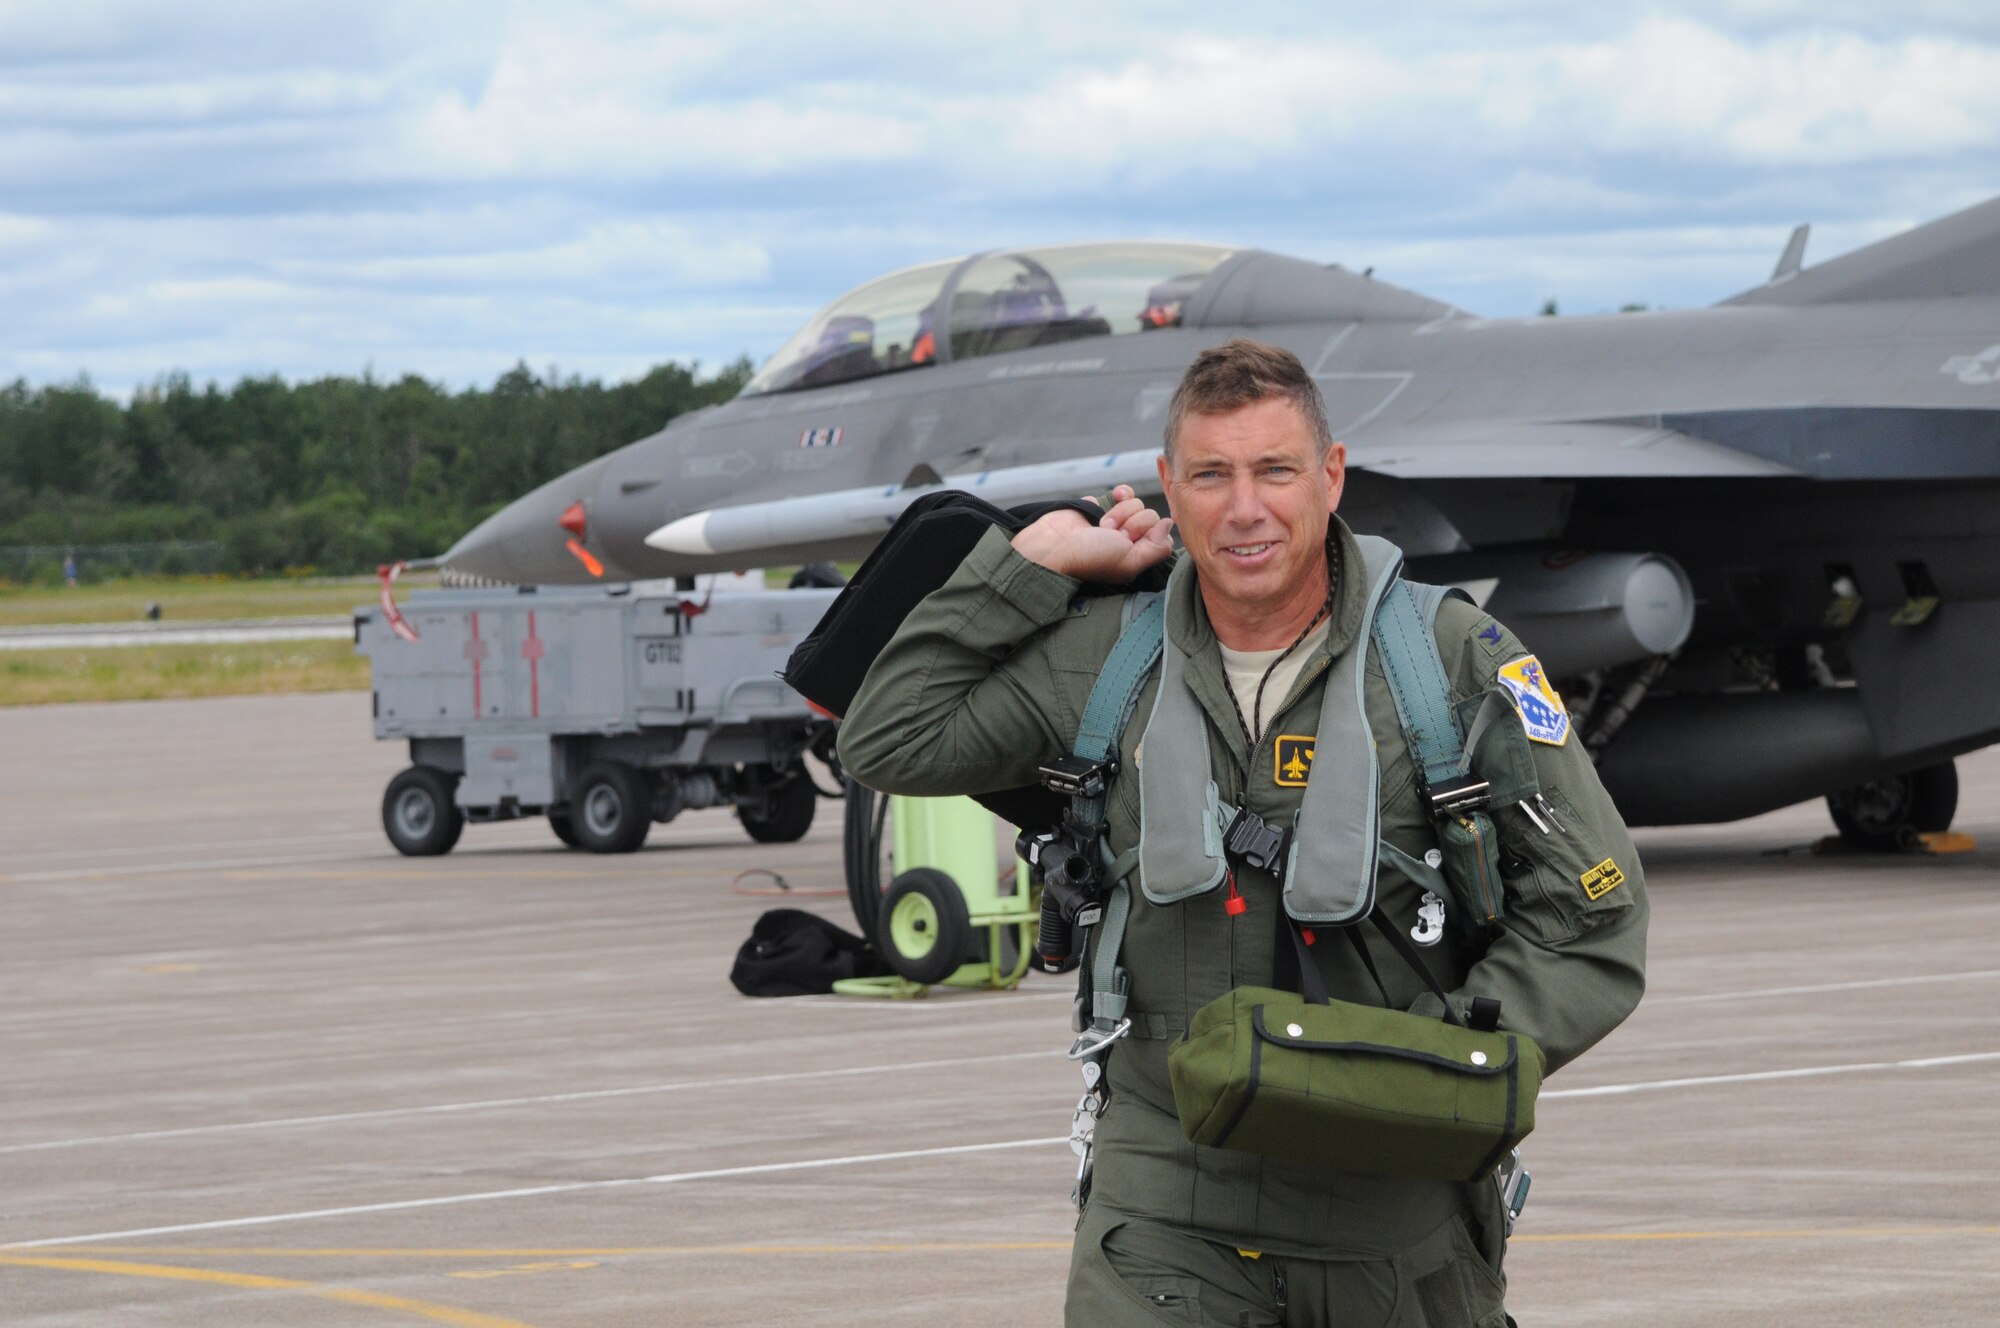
[839,517,1649,1327]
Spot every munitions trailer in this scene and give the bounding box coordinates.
[354,582,840,856]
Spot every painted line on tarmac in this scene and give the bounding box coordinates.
[0,1049,1064,1155]
[0,1137,1070,1249]
[3,830,385,866]
[1546,1049,2000,1099]
[1651,968,2000,1006]
[0,1253,537,1327]
[1,850,379,883]
[1,819,778,883]
[37,1225,2000,1260]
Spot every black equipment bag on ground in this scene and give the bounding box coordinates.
[782,489,1168,830]
[729,908,893,997]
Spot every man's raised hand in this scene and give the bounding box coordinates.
[1010,485,1175,582]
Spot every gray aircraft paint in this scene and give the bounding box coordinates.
[441,199,2000,828]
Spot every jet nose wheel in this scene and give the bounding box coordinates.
[1826,760,1958,852]
[877,868,974,986]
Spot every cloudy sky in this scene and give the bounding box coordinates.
[5,1,2000,394]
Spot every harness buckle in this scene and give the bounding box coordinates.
[1223,807,1291,874]
[1039,753,1118,800]
[1066,1018,1131,1061]
[1424,773,1492,819]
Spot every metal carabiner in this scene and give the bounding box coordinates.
[1065,1018,1132,1061]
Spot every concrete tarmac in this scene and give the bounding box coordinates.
[2,691,1996,1326]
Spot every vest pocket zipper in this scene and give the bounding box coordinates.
[1454,813,1502,928]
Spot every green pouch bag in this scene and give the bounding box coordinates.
[1168,983,1544,1183]
[1436,809,1506,938]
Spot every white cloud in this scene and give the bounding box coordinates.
[1548,18,2000,163]
[4,3,2000,390]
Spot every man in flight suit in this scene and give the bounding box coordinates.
[840,339,1647,1326]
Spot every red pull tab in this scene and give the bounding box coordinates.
[1224,871,1248,917]
[1300,927,1316,946]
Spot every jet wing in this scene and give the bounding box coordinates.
[1347,421,1801,480]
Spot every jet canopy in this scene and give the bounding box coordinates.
[741,242,1236,395]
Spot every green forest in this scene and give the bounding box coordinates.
[0,358,751,580]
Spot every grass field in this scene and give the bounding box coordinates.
[0,565,836,705]
[0,573,437,628]
[0,639,369,706]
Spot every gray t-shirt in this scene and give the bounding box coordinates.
[1218,618,1330,742]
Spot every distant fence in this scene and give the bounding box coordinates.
[0,541,227,582]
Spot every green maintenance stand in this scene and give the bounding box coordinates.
[834,793,1039,998]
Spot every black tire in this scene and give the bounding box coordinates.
[877,867,973,986]
[571,762,653,853]
[383,765,463,856]
[1827,761,1958,852]
[789,562,847,589]
[843,777,891,947]
[548,810,581,848]
[740,771,816,843]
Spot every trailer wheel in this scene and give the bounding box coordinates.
[740,771,816,844]
[548,811,581,848]
[1827,761,1958,852]
[383,766,464,857]
[877,868,972,986]
[572,762,653,853]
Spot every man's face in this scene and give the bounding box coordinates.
[1155,396,1346,616]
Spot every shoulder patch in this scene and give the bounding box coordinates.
[1581,858,1626,900]
[1273,735,1314,787]
[1475,618,1506,653]
[1496,654,1570,746]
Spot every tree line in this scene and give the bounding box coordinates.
[0,359,751,580]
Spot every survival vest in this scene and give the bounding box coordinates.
[1065,534,1535,1059]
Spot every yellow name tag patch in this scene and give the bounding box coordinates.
[1274,735,1315,786]
[1580,858,1626,900]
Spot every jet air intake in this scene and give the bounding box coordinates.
[1410,551,1696,677]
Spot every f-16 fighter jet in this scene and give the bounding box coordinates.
[440,199,2000,848]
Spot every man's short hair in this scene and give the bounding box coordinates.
[1163,338,1335,463]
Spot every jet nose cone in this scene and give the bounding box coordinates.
[441,457,625,585]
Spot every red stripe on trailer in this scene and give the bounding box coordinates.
[522,610,545,718]
[469,612,482,714]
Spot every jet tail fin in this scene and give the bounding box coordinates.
[1722,195,2000,306]
[1769,223,1809,283]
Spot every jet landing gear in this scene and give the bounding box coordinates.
[1825,761,1960,852]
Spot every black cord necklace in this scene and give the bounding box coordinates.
[1224,540,1340,746]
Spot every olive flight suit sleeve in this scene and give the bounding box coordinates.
[838,526,1086,798]
[1413,599,1650,1074]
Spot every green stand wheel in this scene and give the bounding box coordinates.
[878,868,973,986]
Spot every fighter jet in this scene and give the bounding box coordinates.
[441,200,2000,849]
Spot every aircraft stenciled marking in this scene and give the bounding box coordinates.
[984,357,1104,380]
[683,452,755,480]
[1309,370,1414,436]
[1940,344,2000,385]
[1309,324,1357,371]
